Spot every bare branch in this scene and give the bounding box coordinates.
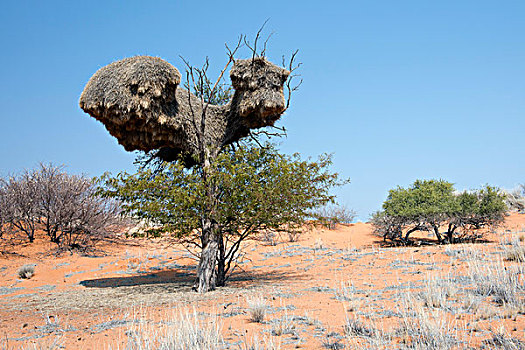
[260,31,274,57]
[282,49,303,109]
[244,19,270,59]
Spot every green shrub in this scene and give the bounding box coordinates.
[372,179,507,244]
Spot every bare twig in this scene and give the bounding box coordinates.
[244,19,270,59]
[283,49,303,109]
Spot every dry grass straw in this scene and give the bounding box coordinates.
[466,251,525,311]
[114,308,223,350]
[483,326,525,349]
[418,274,456,309]
[503,239,525,262]
[246,295,268,323]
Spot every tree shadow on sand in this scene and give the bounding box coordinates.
[79,267,305,291]
[373,236,493,248]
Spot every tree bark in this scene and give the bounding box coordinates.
[446,223,454,243]
[196,228,218,293]
[432,224,442,244]
[216,232,227,287]
[194,147,220,293]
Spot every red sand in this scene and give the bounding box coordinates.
[1,214,524,349]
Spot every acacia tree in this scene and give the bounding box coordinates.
[101,144,347,287]
[372,179,507,244]
[79,29,302,292]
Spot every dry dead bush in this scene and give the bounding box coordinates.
[314,204,356,230]
[504,185,525,213]
[0,164,124,250]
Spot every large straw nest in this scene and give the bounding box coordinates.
[79,55,290,164]
[79,56,188,153]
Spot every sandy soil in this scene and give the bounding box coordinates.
[1,214,524,349]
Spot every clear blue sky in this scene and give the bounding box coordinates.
[1,1,523,220]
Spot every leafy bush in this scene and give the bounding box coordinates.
[0,164,123,249]
[372,179,507,244]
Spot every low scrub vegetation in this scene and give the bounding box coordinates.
[120,309,224,350]
[17,264,35,279]
[371,179,507,245]
[314,204,356,229]
[0,164,123,250]
[504,184,525,213]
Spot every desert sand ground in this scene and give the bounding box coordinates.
[1,214,524,349]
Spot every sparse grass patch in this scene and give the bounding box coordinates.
[418,275,456,309]
[344,316,376,338]
[321,331,345,349]
[466,255,525,310]
[15,336,65,350]
[270,314,296,336]
[17,264,35,279]
[121,309,223,349]
[235,334,281,350]
[314,237,324,250]
[483,327,525,349]
[461,294,482,314]
[395,300,462,350]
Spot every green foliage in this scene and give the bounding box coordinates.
[372,179,507,244]
[99,143,348,284]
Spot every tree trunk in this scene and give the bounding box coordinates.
[195,192,219,292]
[194,147,220,293]
[216,255,226,287]
[446,223,457,244]
[432,224,442,244]
[216,232,227,287]
[196,228,218,293]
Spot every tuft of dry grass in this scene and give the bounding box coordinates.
[17,264,35,279]
[396,295,464,350]
[344,316,376,338]
[467,255,525,311]
[503,240,525,262]
[246,295,267,323]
